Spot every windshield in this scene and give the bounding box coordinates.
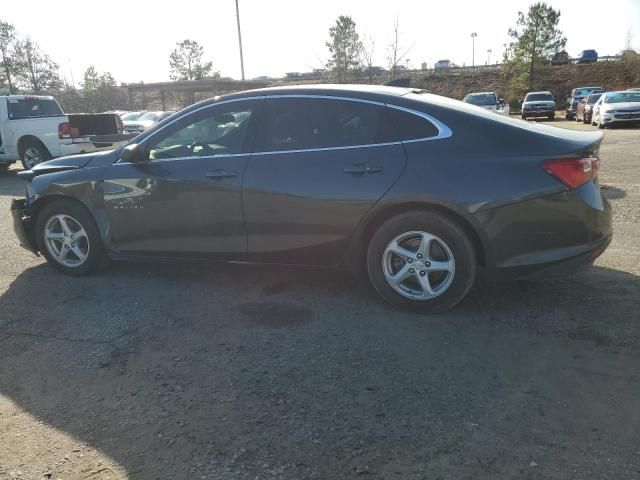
[121,112,143,121]
[138,112,162,121]
[586,94,602,104]
[463,93,497,106]
[604,92,640,104]
[525,93,554,102]
[575,88,603,97]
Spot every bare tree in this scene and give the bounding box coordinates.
[386,16,414,80]
[15,38,62,94]
[361,35,375,83]
[624,27,634,51]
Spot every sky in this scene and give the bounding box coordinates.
[2,0,639,85]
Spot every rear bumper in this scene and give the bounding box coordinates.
[59,133,135,156]
[470,184,613,279]
[11,199,38,255]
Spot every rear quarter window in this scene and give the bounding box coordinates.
[386,107,439,141]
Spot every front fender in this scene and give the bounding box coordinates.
[27,168,110,249]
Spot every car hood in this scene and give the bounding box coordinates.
[601,102,640,110]
[523,101,555,107]
[124,120,156,129]
[17,150,115,180]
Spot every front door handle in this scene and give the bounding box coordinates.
[343,164,383,175]
[205,169,238,179]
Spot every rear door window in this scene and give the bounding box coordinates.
[254,97,398,152]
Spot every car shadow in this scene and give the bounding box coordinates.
[600,184,626,200]
[0,261,639,478]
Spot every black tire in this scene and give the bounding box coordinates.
[20,140,51,170]
[521,114,527,120]
[35,199,104,276]
[366,210,477,313]
[548,114,555,121]
[583,114,589,124]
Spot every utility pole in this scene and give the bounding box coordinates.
[235,0,245,80]
[471,32,477,68]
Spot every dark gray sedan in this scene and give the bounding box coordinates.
[11,85,612,312]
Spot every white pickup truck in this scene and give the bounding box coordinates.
[0,95,134,170]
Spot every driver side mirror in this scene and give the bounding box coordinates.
[119,143,146,163]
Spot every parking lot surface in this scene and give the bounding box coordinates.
[1,121,639,479]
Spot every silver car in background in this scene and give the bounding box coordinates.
[592,91,640,128]
[462,92,510,116]
[123,111,174,134]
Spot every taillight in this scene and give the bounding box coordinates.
[542,157,600,189]
[116,115,124,133]
[58,122,72,139]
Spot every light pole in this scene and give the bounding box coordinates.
[470,32,477,68]
[487,48,492,65]
[235,0,245,81]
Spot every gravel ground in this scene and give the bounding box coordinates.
[0,120,639,480]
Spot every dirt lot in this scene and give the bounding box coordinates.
[0,120,639,480]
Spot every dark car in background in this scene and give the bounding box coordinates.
[551,51,570,65]
[462,91,509,116]
[521,91,556,120]
[578,50,598,63]
[11,85,612,313]
[576,93,603,124]
[565,86,604,120]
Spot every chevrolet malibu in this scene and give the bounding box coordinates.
[11,85,612,312]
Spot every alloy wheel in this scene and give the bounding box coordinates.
[382,231,455,300]
[43,214,91,268]
[23,147,42,169]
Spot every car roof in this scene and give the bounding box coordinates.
[465,91,497,96]
[3,95,55,100]
[227,84,417,98]
[526,91,553,95]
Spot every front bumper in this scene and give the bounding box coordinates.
[523,109,555,117]
[600,113,640,125]
[11,199,38,255]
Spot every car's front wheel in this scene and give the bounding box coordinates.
[35,199,104,275]
[366,211,477,313]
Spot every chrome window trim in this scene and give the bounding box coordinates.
[123,93,453,163]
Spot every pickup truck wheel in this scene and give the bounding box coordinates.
[20,141,51,170]
[35,199,104,276]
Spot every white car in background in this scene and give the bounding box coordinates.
[123,111,173,134]
[591,90,640,128]
[462,91,510,116]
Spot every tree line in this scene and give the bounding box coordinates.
[0,18,218,111]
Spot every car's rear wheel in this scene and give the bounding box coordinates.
[20,141,51,170]
[583,114,589,124]
[35,199,104,275]
[366,211,477,313]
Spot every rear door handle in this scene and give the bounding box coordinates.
[205,169,238,179]
[343,164,383,175]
